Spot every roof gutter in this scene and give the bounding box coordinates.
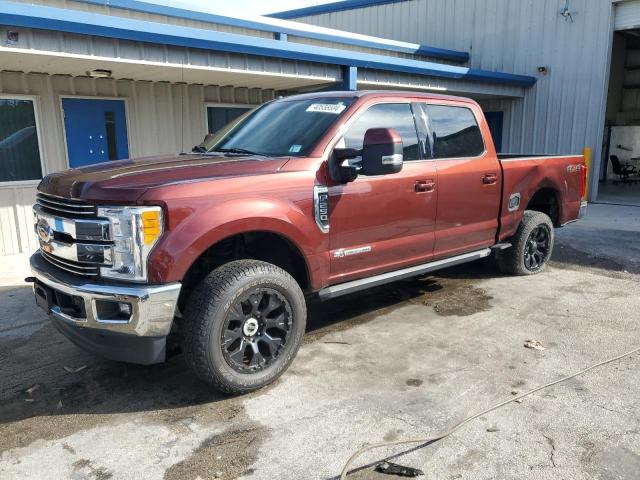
[0,1,536,88]
[76,0,469,62]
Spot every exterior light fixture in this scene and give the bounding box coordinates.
[87,69,113,78]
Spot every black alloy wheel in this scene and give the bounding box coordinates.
[496,210,555,276]
[524,224,551,271]
[221,288,292,373]
[182,259,306,394]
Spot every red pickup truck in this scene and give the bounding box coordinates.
[29,91,587,394]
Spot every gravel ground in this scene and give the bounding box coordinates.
[1,203,639,480]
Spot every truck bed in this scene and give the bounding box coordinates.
[497,153,586,242]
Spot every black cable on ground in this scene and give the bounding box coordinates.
[340,345,640,479]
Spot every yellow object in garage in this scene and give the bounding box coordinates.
[582,147,592,201]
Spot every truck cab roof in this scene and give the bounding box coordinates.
[275,89,478,105]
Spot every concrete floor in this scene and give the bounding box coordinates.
[596,180,640,207]
[1,204,639,480]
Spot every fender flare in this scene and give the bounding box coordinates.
[148,196,327,286]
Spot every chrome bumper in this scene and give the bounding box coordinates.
[29,252,180,337]
[578,200,588,219]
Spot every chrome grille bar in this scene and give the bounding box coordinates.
[41,251,99,276]
[36,193,96,216]
[35,192,110,278]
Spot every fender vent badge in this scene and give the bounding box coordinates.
[508,193,521,212]
[314,185,329,233]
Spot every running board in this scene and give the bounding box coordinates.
[318,248,492,300]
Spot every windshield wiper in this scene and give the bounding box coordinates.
[213,147,268,157]
[192,145,207,153]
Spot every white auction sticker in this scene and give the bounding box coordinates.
[306,103,347,114]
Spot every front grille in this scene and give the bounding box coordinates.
[41,250,100,277]
[36,192,96,217]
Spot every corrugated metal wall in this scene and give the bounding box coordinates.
[294,0,616,196]
[0,71,274,256]
[9,0,438,63]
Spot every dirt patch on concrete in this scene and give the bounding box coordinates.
[0,338,243,452]
[72,458,113,480]
[552,243,639,276]
[164,424,267,480]
[304,279,433,342]
[305,265,495,341]
[413,278,493,317]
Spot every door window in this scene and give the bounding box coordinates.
[416,104,484,159]
[104,111,119,160]
[0,98,42,182]
[342,103,420,161]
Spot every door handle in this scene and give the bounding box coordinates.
[482,173,498,185]
[415,179,435,192]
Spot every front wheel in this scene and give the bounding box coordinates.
[497,210,554,275]
[182,260,306,394]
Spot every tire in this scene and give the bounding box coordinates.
[182,259,306,394]
[497,210,554,276]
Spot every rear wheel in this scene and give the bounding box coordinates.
[182,260,306,394]
[497,210,554,275]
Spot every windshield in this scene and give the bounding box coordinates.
[199,97,355,157]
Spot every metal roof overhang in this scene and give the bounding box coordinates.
[0,1,536,88]
[76,0,470,62]
[0,46,337,90]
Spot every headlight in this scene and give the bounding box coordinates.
[97,206,163,282]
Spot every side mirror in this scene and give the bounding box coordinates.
[361,128,403,176]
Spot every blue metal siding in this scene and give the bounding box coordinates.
[0,1,535,87]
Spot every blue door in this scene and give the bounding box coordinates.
[62,98,129,168]
[484,111,504,153]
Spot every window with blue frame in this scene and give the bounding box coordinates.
[207,106,252,134]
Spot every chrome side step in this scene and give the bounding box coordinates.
[318,248,492,300]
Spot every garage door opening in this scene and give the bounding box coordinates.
[600,29,640,206]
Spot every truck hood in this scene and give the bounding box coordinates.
[38,154,291,202]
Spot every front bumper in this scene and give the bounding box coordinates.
[29,252,181,364]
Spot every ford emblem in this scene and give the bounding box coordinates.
[36,218,54,244]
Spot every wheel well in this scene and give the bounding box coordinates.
[177,231,310,312]
[526,188,559,226]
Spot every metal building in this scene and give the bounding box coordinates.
[0,0,536,256]
[272,0,640,207]
[0,0,635,257]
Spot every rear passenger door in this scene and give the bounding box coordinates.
[414,102,501,258]
[328,102,438,283]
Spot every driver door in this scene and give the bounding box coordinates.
[327,102,438,284]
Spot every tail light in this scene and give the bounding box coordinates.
[580,162,587,199]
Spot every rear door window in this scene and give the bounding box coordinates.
[415,104,485,159]
[342,103,420,161]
